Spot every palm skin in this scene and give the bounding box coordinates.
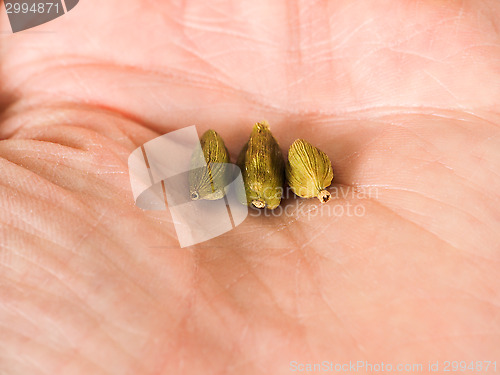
[0,0,499,374]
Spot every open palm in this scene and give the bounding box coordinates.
[1,1,499,374]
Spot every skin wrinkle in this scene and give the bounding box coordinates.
[475,163,500,182]
[369,197,474,257]
[361,306,491,354]
[386,15,466,51]
[384,47,445,64]
[216,249,287,321]
[210,232,303,326]
[286,0,302,105]
[3,105,157,149]
[433,157,500,204]
[299,249,367,357]
[176,255,197,370]
[293,255,303,322]
[0,158,113,214]
[0,202,73,250]
[423,69,462,103]
[224,333,259,374]
[441,42,500,60]
[0,284,47,335]
[355,118,500,204]
[0,231,70,286]
[376,180,495,228]
[392,292,496,342]
[327,13,486,91]
[377,187,498,254]
[0,287,128,375]
[440,280,500,310]
[206,254,298,361]
[332,17,378,52]
[427,110,496,125]
[0,231,159,362]
[83,62,288,116]
[453,0,466,37]
[0,164,105,229]
[173,43,238,87]
[176,284,236,372]
[182,22,279,47]
[322,107,500,122]
[72,209,109,253]
[337,131,389,162]
[385,205,498,263]
[393,154,484,194]
[0,340,48,375]
[0,158,186,333]
[0,198,54,242]
[0,140,128,183]
[6,61,231,102]
[249,195,338,242]
[397,332,500,354]
[220,322,265,375]
[297,225,330,250]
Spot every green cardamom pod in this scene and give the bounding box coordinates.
[189,129,230,200]
[286,139,334,203]
[237,121,285,209]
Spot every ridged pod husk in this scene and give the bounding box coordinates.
[286,139,333,203]
[189,130,230,200]
[237,121,284,209]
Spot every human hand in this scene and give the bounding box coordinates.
[1,1,499,374]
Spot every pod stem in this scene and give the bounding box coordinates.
[317,189,331,203]
[252,199,266,209]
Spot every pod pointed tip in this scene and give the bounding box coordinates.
[318,189,331,203]
[252,199,266,209]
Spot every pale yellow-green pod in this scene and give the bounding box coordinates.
[189,130,230,201]
[286,139,333,203]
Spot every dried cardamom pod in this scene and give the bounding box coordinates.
[189,129,230,200]
[286,139,333,203]
[237,121,284,209]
